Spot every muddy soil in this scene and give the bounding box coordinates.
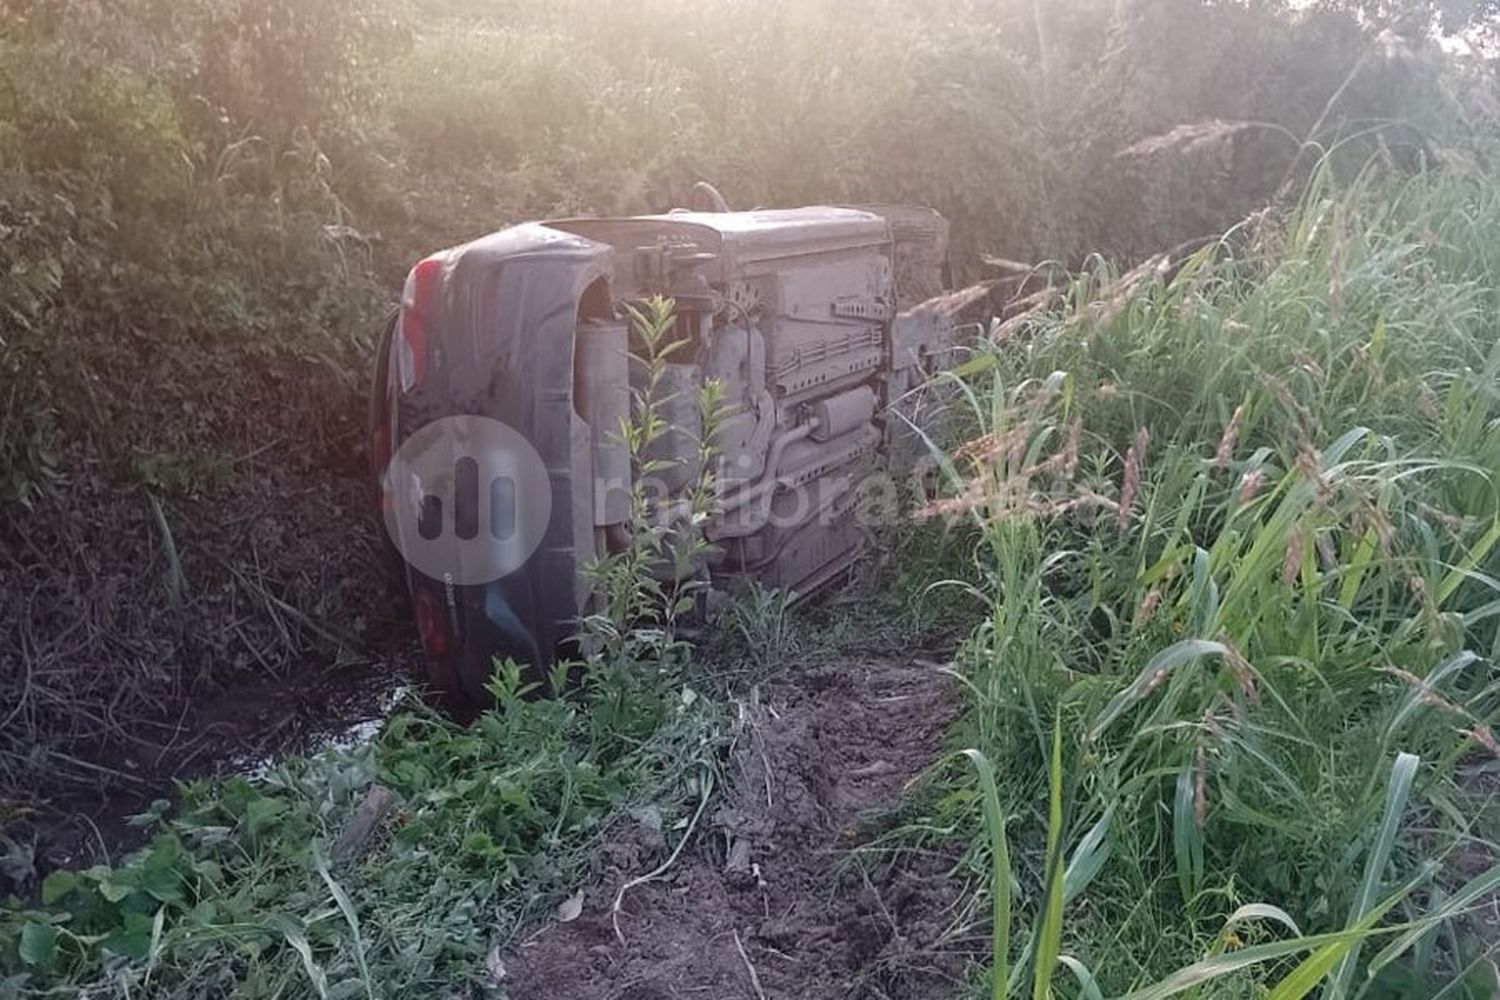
[15,644,415,878]
[501,660,977,1000]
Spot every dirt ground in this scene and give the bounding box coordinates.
[500,660,976,1000]
[1453,760,1500,973]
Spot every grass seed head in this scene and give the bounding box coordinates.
[1384,667,1464,715]
[1355,504,1395,556]
[1469,724,1500,756]
[1409,573,1429,605]
[1418,382,1442,423]
[1292,347,1326,384]
[1060,421,1081,480]
[1238,468,1265,505]
[1295,441,1332,504]
[1282,530,1303,585]
[1118,427,1149,529]
[1221,640,1260,707]
[1214,404,1245,468]
[1135,587,1163,626]
[1141,667,1170,698]
[914,478,987,522]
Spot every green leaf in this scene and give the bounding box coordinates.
[139,863,183,904]
[91,868,137,904]
[496,778,530,810]
[959,748,1010,1000]
[245,796,289,835]
[1173,764,1203,903]
[40,870,78,906]
[102,912,155,961]
[270,914,329,1000]
[327,979,368,1000]
[1122,866,1426,1000]
[315,845,375,1000]
[462,831,497,856]
[147,907,166,970]
[18,922,58,969]
[1326,751,1419,999]
[1221,903,1303,939]
[1058,955,1104,1000]
[1367,859,1500,977]
[1265,917,1389,1000]
[1062,803,1114,905]
[1032,714,1066,1000]
[1088,640,1229,740]
[1121,927,1372,1000]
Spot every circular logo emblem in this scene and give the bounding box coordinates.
[381,415,552,585]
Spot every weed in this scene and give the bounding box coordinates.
[718,582,799,671]
[578,296,727,670]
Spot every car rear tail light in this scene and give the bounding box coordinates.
[397,256,443,393]
[412,588,449,657]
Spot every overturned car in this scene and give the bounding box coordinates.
[371,189,963,700]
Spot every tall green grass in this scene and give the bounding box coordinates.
[931,165,1500,997]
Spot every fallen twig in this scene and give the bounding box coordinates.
[611,767,715,945]
[733,929,768,1000]
[332,784,399,865]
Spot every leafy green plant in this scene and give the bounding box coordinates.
[5,3,1500,997]
[579,295,727,668]
[0,293,736,997]
[0,666,721,996]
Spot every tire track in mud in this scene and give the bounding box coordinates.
[501,660,970,1000]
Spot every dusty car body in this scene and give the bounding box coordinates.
[371,195,957,699]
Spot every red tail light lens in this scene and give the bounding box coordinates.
[397,256,443,393]
[412,589,449,657]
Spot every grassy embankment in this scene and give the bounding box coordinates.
[919,165,1500,998]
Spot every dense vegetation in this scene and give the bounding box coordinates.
[3,0,1500,996]
[1,0,1493,778]
[921,167,1500,996]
